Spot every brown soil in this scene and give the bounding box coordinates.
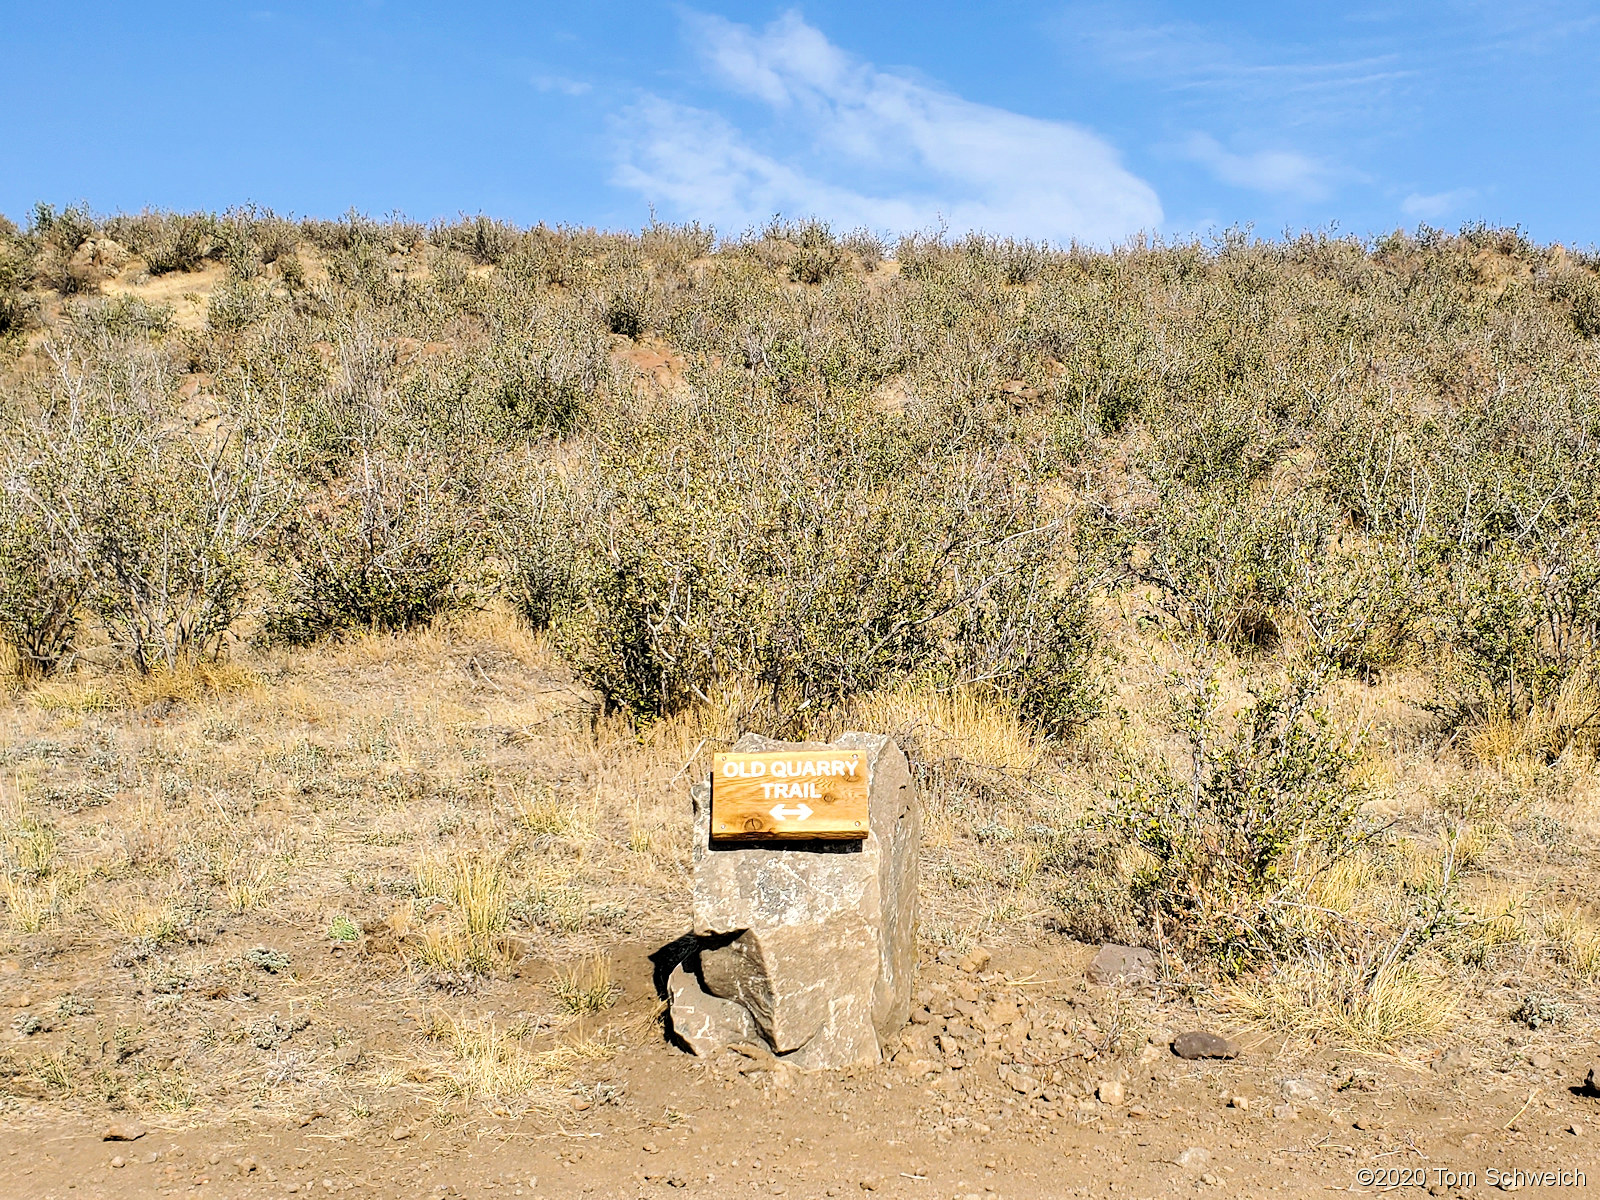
[4,936,1595,1199]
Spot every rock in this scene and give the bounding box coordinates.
[1529,1051,1552,1070]
[390,1126,413,1140]
[958,948,991,974]
[1175,1147,1210,1169]
[1086,945,1155,986]
[673,734,920,1069]
[1272,1104,1299,1121]
[1280,1077,1325,1105]
[668,961,762,1055]
[1227,1095,1250,1111]
[1096,1079,1125,1106]
[110,1156,126,1169]
[103,1122,147,1142]
[982,999,1021,1030]
[1171,1031,1240,1060]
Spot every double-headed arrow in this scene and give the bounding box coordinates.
[768,803,813,822]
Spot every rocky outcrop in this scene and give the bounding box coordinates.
[667,732,920,1069]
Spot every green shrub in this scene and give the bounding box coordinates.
[431,214,522,265]
[264,447,483,643]
[144,213,218,275]
[1086,668,1364,968]
[508,397,1101,732]
[68,294,174,339]
[1435,536,1600,723]
[0,236,36,338]
[0,489,81,677]
[1548,265,1600,338]
[1138,486,1335,648]
[788,221,842,285]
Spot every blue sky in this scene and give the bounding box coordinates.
[2,1,1597,247]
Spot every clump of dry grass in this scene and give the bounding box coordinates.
[93,882,192,944]
[1542,905,1600,978]
[550,953,619,1015]
[1232,956,1457,1050]
[420,1015,615,1116]
[412,851,513,975]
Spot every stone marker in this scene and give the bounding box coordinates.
[667,732,920,1069]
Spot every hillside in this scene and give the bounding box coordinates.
[0,207,1597,1196]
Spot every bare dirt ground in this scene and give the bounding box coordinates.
[4,936,1597,1199]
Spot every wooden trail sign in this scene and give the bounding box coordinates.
[710,749,870,842]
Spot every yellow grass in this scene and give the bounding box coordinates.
[424,1015,615,1115]
[550,953,619,1015]
[1233,957,1457,1049]
[2,872,68,932]
[1542,905,1600,979]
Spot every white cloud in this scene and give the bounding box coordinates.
[612,11,1161,245]
[1179,133,1334,199]
[1401,188,1476,220]
[533,74,591,97]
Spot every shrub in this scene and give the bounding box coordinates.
[1068,668,1364,968]
[264,446,483,643]
[0,234,37,338]
[1138,486,1335,648]
[788,221,842,285]
[13,348,288,671]
[1435,535,1600,726]
[1287,538,1432,676]
[508,400,1101,733]
[28,202,100,295]
[0,488,81,677]
[144,213,218,275]
[1547,266,1600,337]
[432,214,522,265]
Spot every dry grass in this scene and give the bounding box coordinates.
[550,953,620,1016]
[1468,668,1600,767]
[1233,957,1458,1050]
[419,1015,616,1116]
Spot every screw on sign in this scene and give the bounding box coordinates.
[710,750,871,841]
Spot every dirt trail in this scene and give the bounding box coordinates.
[4,942,1594,1200]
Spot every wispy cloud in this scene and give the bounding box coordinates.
[1063,5,1412,130]
[532,74,591,97]
[1179,133,1334,199]
[612,11,1161,245]
[1401,188,1477,221]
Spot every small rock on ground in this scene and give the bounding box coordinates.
[1086,944,1155,986]
[102,1122,147,1142]
[1171,1030,1239,1060]
[1280,1077,1325,1104]
[958,947,991,974]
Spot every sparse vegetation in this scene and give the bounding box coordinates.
[0,207,1597,1142]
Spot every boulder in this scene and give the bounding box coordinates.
[666,961,761,1056]
[668,733,919,1069]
